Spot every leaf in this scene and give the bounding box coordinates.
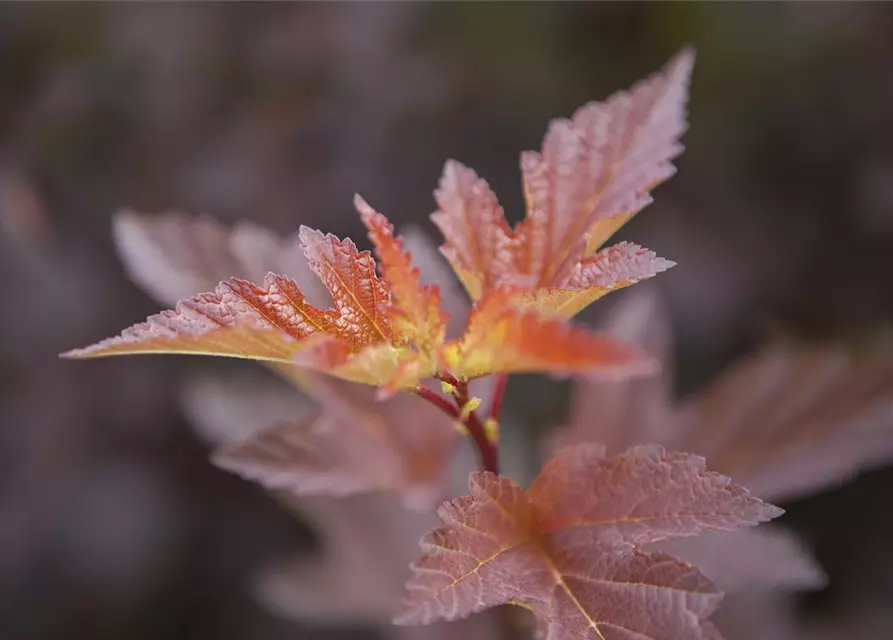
[559,288,893,504]
[71,204,655,389]
[514,242,675,319]
[60,275,330,363]
[652,527,825,592]
[443,288,657,381]
[213,375,459,509]
[357,195,448,355]
[396,443,781,639]
[549,286,678,455]
[519,48,693,278]
[432,49,691,317]
[112,209,330,308]
[432,160,513,300]
[63,220,417,387]
[298,225,393,348]
[673,335,893,504]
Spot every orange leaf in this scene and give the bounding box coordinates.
[515,242,675,318]
[298,225,393,348]
[64,226,408,387]
[432,49,692,317]
[61,274,337,363]
[442,289,656,381]
[396,443,781,638]
[356,195,448,355]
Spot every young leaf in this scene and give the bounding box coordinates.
[400,224,473,340]
[443,288,657,381]
[432,48,691,317]
[68,203,654,389]
[63,214,417,386]
[356,195,448,356]
[396,443,781,639]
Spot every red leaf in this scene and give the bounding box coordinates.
[432,160,512,300]
[432,49,691,317]
[60,274,332,363]
[442,288,657,381]
[396,443,781,639]
[63,220,420,387]
[298,225,393,348]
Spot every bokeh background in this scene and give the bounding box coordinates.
[2,2,893,639]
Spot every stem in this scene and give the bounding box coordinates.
[463,408,499,475]
[414,386,460,419]
[489,373,509,421]
[414,382,500,475]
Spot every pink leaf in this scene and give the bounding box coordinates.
[397,443,781,639]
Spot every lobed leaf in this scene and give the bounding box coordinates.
[112,209,329,307]
[653,527,825,592]
[212,374,458,509]
[397,443,781,639]
[560,288,893,505]
[432,49,691,318]
[60,274,329,363]
[432,160,513,300]
[518,47,693,284]
[515,242,676,319]
[65,222,412,387]
[298,225,393,348]
[443,289,657,381]
[673,335,893,503]
[356,195,448,355]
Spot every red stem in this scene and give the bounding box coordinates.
[414,386,460,419]
[415,383,500,475]
[489,373,509,421]
[463,409,500,475]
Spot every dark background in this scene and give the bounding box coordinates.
[1,3,892,639]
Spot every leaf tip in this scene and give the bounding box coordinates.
[352,193,374,219]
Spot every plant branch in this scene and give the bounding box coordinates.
[415,382,500,475]
[463,406,499,475]
[453,381,499,475]
[414,386,460,419]
[489,373,509,421]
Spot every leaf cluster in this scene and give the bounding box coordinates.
[62,48,808,639]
